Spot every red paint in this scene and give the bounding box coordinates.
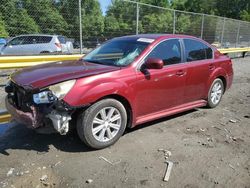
[11,34,233,128]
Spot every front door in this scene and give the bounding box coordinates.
[135,39,187,118]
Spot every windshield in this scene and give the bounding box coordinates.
[83,39,150,67]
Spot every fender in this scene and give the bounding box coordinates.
[206,67,227,97]
[63,72,136,109]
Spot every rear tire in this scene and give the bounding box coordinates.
[40,51,50,54]
[77,99,127,149]
[207,78,224,108]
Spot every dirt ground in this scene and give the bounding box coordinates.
[0,56,250,188]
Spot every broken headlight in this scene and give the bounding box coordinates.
[48,80,76,100]
[33,91,55,104]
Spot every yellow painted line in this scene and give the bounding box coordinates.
[0,61,56,69]
[0,54,83,63]
[0,54,85,69]
[219,47,250,54]
[0,114,11,123]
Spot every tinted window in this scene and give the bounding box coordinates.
[184,39,213,62]
[12,36,52,45]
[8,37,26,45]
[38,36,52,43]
[58,36,66,44]
[23,36,39,44]
[146,39,181,65]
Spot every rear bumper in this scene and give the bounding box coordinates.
[5,97,43,129]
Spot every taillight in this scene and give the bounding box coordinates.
[55,43,62,49]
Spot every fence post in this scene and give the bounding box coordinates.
[236,22,240,47]
[173,10,176,34]
[221,17,226,46]
[136,2,139,35]
[79,0,83,54]
[200,14,205,39]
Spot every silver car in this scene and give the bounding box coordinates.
[0,34,73,55]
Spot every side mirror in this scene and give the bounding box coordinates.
[144,58,164,70]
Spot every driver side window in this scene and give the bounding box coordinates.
[8,37,26,46]
[146,39,182,66]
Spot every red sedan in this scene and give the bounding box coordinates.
[5,34,233,149]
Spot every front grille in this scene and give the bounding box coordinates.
[6,82,33,112]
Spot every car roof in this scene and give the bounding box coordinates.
[115,34,200,41]
[14,34,62,37]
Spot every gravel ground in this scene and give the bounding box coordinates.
[0,57,250,188]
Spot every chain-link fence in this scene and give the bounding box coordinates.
[0,0,249,56]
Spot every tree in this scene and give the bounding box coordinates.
[0,0,39,36]
[82,0,104,38]
[0,14,9,37]
[215,0,249,19]
[57,0,104,43]
[240,10,250,22]
[23,0,69,35]
[104,0,173,37]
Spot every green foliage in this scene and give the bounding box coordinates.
[82,0,104,38]
[0,0,249,43]
[0,0,39,36]
[240,10,250,22]
[15,9,40,35]
[0,14,9,37]
[215,0,249,19]
[104,0,136,37]
[23,0,69,35]
[141,12,173,33]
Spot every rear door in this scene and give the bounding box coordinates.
[135,39,187,117]
[183,38,214,103]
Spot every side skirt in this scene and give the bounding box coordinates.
[135,100,207,126]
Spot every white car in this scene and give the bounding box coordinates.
[0,34,73,55]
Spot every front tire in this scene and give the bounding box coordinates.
[77,99,127,149]
[207,78,224,108]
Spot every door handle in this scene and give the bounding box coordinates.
[176,70,185,76]
[209,64,215,70]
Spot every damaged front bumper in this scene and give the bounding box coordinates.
[5,82,76,135]
[5,97,43,129]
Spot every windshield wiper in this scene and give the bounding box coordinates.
[84,59,104,64]
[84,59,119,67]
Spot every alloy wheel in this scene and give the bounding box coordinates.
[91,107,121,142]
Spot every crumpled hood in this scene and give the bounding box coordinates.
[11,60,120,89]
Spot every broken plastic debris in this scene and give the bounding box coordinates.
[229,119,237,123]
[86,179,93,184]
[158,149,172,158]
[164,161,173,182]
[99,156,121,165]
[7,168,14,177]
[54,161,61,167]
[40,175,48,182]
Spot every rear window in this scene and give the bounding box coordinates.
[184,39,213,62]
[58,36,66,44]
[39,36,52,43]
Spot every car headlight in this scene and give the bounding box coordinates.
[49,79,76,100]
[33,80,76,104]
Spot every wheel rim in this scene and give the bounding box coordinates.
[211,82,223,105]
[92,107,121,142]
